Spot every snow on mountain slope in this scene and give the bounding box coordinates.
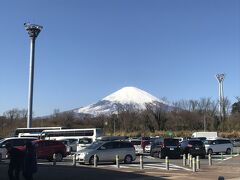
[75,86,168,116]
[103,87,163,105]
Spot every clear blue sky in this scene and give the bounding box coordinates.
[0,0,239,116]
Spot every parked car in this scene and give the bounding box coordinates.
[0,137,37,159]
[230,138,240,147]
[190,137,207,142]
[150,138,181,159]
[129,137,150,154]
[204,139,233,155]
[129,139,143,154]
[145,137,163,154]
[33,140,67,161]
[140,137,150,152]
[76,141,136,164]
[180,139,206,158]
[76,138,93,151]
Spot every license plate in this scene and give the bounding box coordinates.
[195,147,199,150]
[170,148,174,150]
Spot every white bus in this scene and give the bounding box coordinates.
[14,127,63,138]
[40,128,103,142]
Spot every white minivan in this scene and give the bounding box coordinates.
[204,139,233,155]
[0,137,37,159]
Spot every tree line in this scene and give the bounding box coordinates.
[1,97,240,138]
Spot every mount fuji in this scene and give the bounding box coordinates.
[74,87,170,116]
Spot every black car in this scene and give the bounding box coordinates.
[180,139,206,158]
[190,137,207,141]
[150,138,181,159]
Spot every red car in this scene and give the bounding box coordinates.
[33,140,67,161]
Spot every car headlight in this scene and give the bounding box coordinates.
[78,152,88,156]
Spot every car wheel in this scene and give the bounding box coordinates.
[226,148,231,155]
[124,155,133,164]
[89,155,98,165]
[55,153,63,162]
[47,157,53,162]
[208,149,213,155]
[150,151,154,157]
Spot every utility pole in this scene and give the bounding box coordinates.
[203,114,206,132]
[24,23,43,128]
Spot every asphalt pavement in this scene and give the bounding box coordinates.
[0,163,167,180]
[1,147,240,180]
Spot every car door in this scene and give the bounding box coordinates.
[112,142,124,159]
[213,140,222,153]
[97,142,115,162]
[220,140,231,152]
[35,141,43,158]
[36,141,50,158]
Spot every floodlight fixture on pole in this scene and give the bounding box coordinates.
[24,22,43,128]
[216,73,225,121]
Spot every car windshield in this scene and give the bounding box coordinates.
[130,140,141,145]
[86,141,103,149]
[78,138,92,144]
[150,137,163,143]
[189,140,203,146]
[204,140,213,145]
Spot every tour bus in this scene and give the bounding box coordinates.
[14,127,63,138]
[40,128,103,142]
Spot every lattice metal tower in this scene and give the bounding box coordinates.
[216,74,225,121]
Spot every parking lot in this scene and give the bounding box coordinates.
[1,147,239,180]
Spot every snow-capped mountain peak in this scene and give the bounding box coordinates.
[75,86,168,116]
[103,86,161,105]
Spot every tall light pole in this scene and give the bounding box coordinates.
[24,23,43,128]
[216,73,225,122]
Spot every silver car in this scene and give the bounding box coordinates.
[205,139,233,154]
[76,141,136,164]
